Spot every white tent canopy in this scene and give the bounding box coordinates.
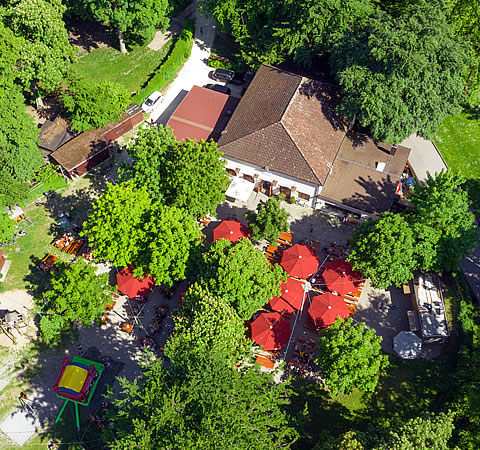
[393,331,422,359]
[225,177,255,202]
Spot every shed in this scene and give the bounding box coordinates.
[37,116,73,153]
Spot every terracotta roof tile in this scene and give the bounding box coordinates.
[218,65,348,184]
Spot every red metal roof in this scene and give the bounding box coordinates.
[166,86,239,142]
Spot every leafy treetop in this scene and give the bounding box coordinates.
[194,238,286,319]
[37,259,112,342]
[247,197,290,243]
[316,317,388,396]
[347,213,416,289]
[330,0,471,142]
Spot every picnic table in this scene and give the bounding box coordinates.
[39,254,58,272]
[255,355,275,369]
[155,304,168,318]
[122,322,134,334]
[277,231,293,245]
[52,232,74,250]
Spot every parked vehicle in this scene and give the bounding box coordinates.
[210,68,235,83]
[141,91,164,113]
[204,84,231,95]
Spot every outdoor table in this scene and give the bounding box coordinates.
[122,322,134,334]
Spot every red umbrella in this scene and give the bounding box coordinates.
[269,296,295,314]
[116,265,155,299]
[213,220,249,243]
[250,312,291,350]
[322,259,362,295]
[280,244,319,279]
[279,278,305,310]
[308,293,350,328]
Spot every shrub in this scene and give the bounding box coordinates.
[62,72,130,132]
[134,19,195,104]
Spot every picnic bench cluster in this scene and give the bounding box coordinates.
[52,232,90,257]
[38,254,58,272]
[255,349,279,370]
[341,281,365,313]
[197,215,212,227]
[264,231,293,263]
[286,338,316,375]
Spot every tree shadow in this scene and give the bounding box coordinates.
[297,79,348,132]
[66,18,117,53]
[464,105,480,121]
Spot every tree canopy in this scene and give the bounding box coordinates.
[37,259,111,342]
[127,126,230,217]
[247,197,289,243]
[0,212,15,244]
[194,238,286,319]
[103,351,298,448]
[62,71,130,132]
[408,170,478,273]
[4,0,75,92]
[83,181,201,286]
[316,318,388,396]
[165,283,250,370]
[71,0,170,52]
[330,0,471,142]
[347,213,416,289]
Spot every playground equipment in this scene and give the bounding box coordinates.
[52,356,104,431]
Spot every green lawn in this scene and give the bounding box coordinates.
[72,41,173,96]
[434,109,480,210]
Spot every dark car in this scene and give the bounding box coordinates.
[204,84,231,95]
[210,68,235,82]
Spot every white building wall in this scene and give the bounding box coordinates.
[223,156,321,208]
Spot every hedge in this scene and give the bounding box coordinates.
[134,19,195,105]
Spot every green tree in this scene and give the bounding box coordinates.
[74,0,170,52]
[82,181,152,268]
[137,204,202,287]
[127,127,230,216]
[347,213,417,289]
[247,197,289,243]
[315,317,388,396]
[103,352,298,448]
[62,72,130,132]
[408,170,478,273]
[194,238,286,319]
[0,22,23,88]
[0,171,29,207]
[0,212,15,243]
[83,181,201,285]
[0,86,43,181]
[377,412,455,450]
[447,0,480,105]
[165,283,250,369]
[5,0,75,92]
[330,1,471,142]
[37,259,111,341]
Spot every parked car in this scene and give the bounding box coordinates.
[204,84,231,95]
[141,91,164,113]
[210,68,235,83]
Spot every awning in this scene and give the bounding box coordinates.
[225,177,255,202]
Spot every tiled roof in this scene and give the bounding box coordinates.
[218,65,348,184]
[319,132,411,215]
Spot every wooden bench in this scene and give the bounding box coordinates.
[256,355,275,369]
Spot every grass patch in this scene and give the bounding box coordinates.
[434,109,480,210]
[71,40,174,96]
[21,166,67,208]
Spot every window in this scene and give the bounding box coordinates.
[243,174,255,183]
[297,192,310,201]
[226,168,236,177]
[280,186,291,199]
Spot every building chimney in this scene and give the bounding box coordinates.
[391,143,398,156]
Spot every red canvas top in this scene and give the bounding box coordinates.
[280,244,319,280]
[250,312,291,351]
[269,296,295,314]
[279,278,305,310]
[322,259,362,295]
[116,265,155,299]
[308,292,350,328]
[213,220,250,243]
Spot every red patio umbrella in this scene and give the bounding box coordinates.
[322,259,362,295]
[269,296,295,314]
[308,292,350,328]
[250,312,291,351]
[116,265,155,299]
[280,244,319,279]
[213,220,249,243]
[279,277,305,310]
